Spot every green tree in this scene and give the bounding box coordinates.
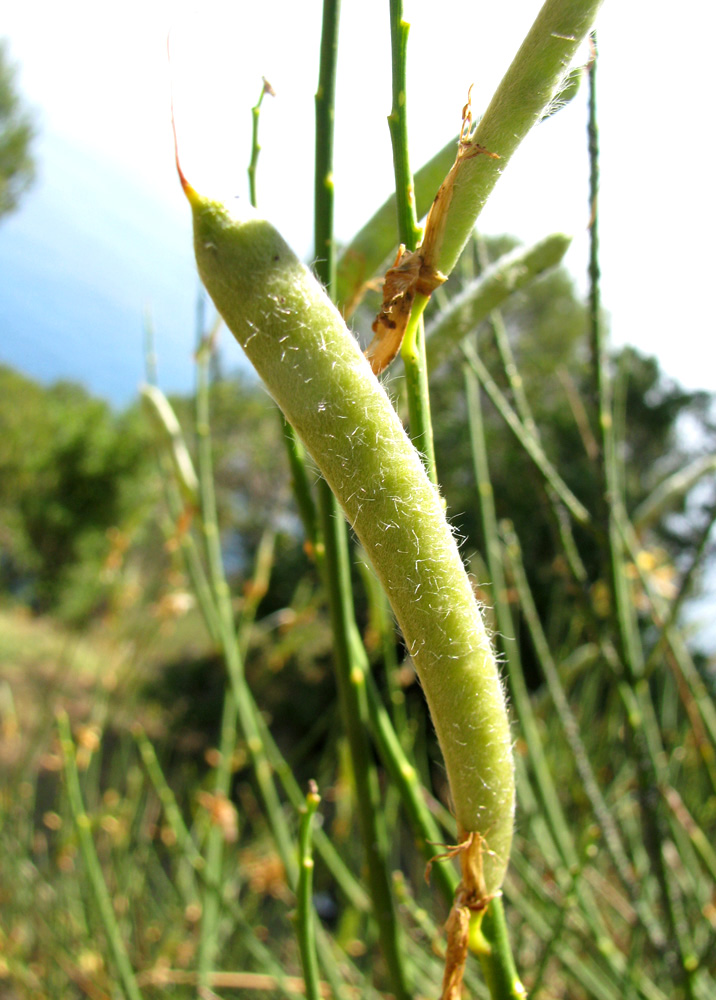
[0,39,36,220]
[0,366,155,621]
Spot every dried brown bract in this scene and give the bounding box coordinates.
[420,86,500,274]
[365,245,446,375]
[366,87,498,377]
[433,830,498,1000]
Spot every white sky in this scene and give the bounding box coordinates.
[3,0,716,391]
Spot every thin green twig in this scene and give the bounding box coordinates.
[586,39,696,999]
[387,0,436,482]
[313,2,410,996]
[470,232,590,589]
[194,333,241,987]
[132,726,304,998]
[314,0,340,295]
[462,340,591,526]
[424,234,572,373]
[500,521,666,951]
[464,366,667,999]
[57,710,144,1000]
[295,782,322,1000]
[192,324,298,887]
[248,77,275,208]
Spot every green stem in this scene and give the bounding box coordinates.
[314,3,410,996]
[476,899,526,1000]
[500,522,666,951]
[193,336,297,887]
[363,672,458,907]
[57,711,144,1000]
[424,234,572,372]
[615,507,716,793]
[356,551,409,740]
[387,1,421,253]
[295,782,322,1000]
[586,41,694,999]
[248,78,274,208]
[317,477,411,998]
[314,0,340,294]
[401,297,437,482]
[140,382,222,643]
[472,233,588,585]
[387,0,436,483]
[133,727,304,998]
[335,134,457,312]
[465,369,577,873]
[462,340,591,527]
[464,369,656,994]
[280,413,320,556]
[194,336,241,987]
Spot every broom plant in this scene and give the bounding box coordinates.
[39,2,716,999]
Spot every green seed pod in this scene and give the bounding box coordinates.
[180,173,514,896]
[420,0,604,283]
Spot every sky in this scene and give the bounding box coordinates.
[2,0,715,397]
[1,0,715,649]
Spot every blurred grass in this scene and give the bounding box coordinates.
[2,513,714,997]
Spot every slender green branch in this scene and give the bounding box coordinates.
[356,551,409,739]
[133,724,204,872]
[335,134,457,313]
[193,336,297,887]
[248,78,275,207]
[475,900,526,1000]
[295,782,322,1000]
[464,368,577,874]
[314,0,341,294]
[499,522,666,951]
[586,41,695,998]
[462,340,591,526]
[363,672,458,906]
[141,382,223,643]
[471,232,589,586]
[313,3,411,995]
[632,454,716,532]
[244,38,373,944]
[401,295,437,482]
[425,234,572,372]
[317,475,411,998]
[133,726,305,999]
[249,74,320,577]
[144,374,369,922]
[464,369,661,997]
[280,413,320,555]
[57,711,144,1000]
[194,336,240,988]
[141,383,199,506]
[614,506,716,791]
[387,2,421,252]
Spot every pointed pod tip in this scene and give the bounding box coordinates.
[171,101,202,209]
[175,148,201,209]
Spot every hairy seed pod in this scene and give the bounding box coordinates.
[180,173,515,895]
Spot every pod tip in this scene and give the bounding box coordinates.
[171,100,201,209]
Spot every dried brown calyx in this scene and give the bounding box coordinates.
[364,245,446,375]
[428,830,498,1000]
[365,87,498,377]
